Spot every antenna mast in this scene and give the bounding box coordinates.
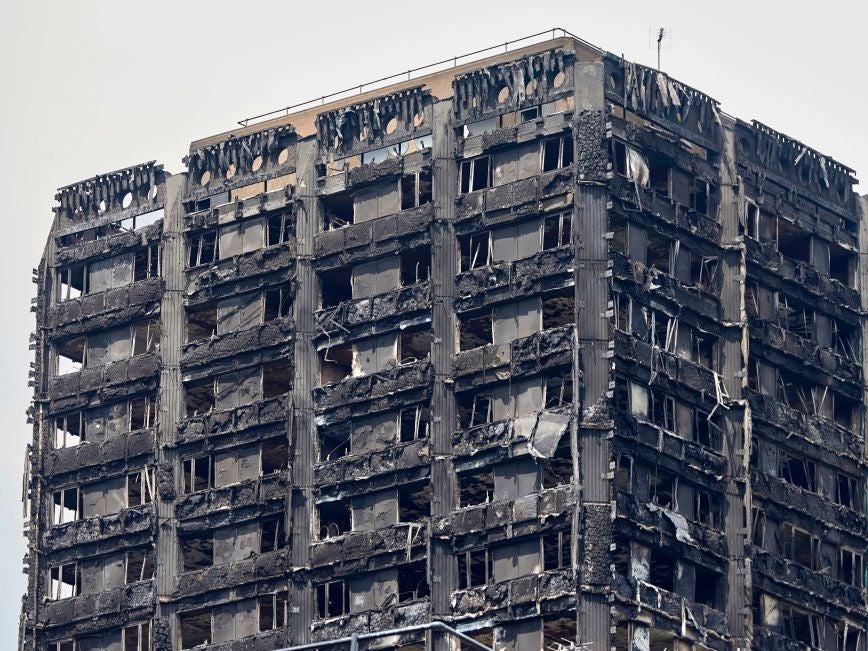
[657,28,665,69]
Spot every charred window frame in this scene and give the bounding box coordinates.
[260,515,287,553]
[123,622,151,651]
[542,530,571,571]
[266,212,293,247]
[264,283,293,321]
[182,455,213,494]
[49,563,80,600]
[132,319,161,356]
[838,623,863,651]
[258,591,289,632]
[836,471,859,511]
[400,246,431,285]
[839,547,864,588]
[187,230,219,268]
[126,468,155,508]
[615,454,633,493]
[56,263,88,302]
[689,178,714,216]
[399,405,430,443]
[541,133,574,172]
[777,219,810,263]
[751,507,767,548]
[542,373,573,409]
[543,211,572,250]
[459,311,493,351]
[612,140,628,176]
[401,170,433,210]
[744,200,760,240]
[458,467,494,508]
[458,231,492,271]
[318,424,350,462]
[317,499,351,539]
[459,156,490,193]
[777,294,815,341]
[184,377,216,417]
[178,607,212,649]
[54,336,86,375]
[398,560,430,603]
[316,579,350,619]
[52,486,81,525]
[650,390,676,433]
[125,548,155,584]
[694,488,720,528]
[782,522,820,570]
[129,395,157,431]
[458,391,493,429]
[646,232,672,275]
[649,466,676,509]
[55,411,84,448]
[778,451,817,493]
[458,547,492,589]
[133,244,161,281]
[780,604,822,648]
[832,320,860,362]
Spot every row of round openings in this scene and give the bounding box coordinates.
[495,72,567,105]
[198,148,290,186]
[98,185,158,213]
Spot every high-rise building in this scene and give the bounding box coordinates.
[21,29,868,651]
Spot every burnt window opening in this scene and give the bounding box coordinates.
[129,395,157,431]
[322,191,354,230]
[694,489,720,528]
[544,615,578,650]
[178,608,212,649]
[459,312,493,351]
[542,133,574,172]
[52,486,81,525]
[262,438,289,474]
[126,548,155,583]
[694,566,720,608]
[458,392,492,429]
[542,530,571,571]
[400,246,431,285]
[132,319,160,356]
[458,231,492,271]
[646,233,672,274]
[751,507,767,548]
[319,425,350,462]
[180,533,214,572]
[690,329,716,369]
[399,328,432,365]
[264,283,293,321]
[543,211,572,249]
[777,367,822,418]
[458,547,492,589]
[648,548,675,591]
[186,305,218,342]
[688,253,719,292]
[56,263,87,302]
[320,267,352,308]
[398,482,430,523]
[49,563,79,600]
[398,560,430,603]
[615,454,633,493]
[261,515,287,553]
[542,289,576,329]
[650,390,676,433]
[459,156,490,193]
[693,409,718,450]
[55,336,86,375]
[401,170,433,210]
[318,499,351,539]
[777,219,810,263]
[126,469,154,507]
[184,378,215,417]
[319,342,352,385]
[267,212,293,247]
[777,294,815,340]
[648,152,670,196]
[133,245,160,282]
[839,548,864,588]
[833,320,859,362]
[55,411,84,448]
[781,605,821,648]
[609,213,627,256]
[541,442,573,489]
[612,141,628,176]
[613,292,629,333]
[829,241,855,286]
[779,452,817,493]
[838,623,863,651]
[189,192,229,212]
[316,579,350,619]
[744,200,759,239]
[123,621,151,651]
[836,471,859,510]
[544,374,573,409]
[458,467,494,508]
[182,455,213,494]
[689,178,711,216]
[258,591,289,632]
[187,230,219,268]
[834,393,858,432]
[520,106,541,122]
[399,405,430,443]
[263,359,292,399]
[745,281,759,319]
[649,466,676,509]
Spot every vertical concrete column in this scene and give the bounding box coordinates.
[718,120,750,649]
[430,99,458,636]
[859,195,868,464]
[288,138,319,644]
[574,61,612,649]
[153,173,186,650]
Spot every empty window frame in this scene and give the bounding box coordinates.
[133,245,160,281]
[55,337,86,375]
[689,178,711,216]
[459,156,490,193]
[49,563,79,600]
[458,392,493,429]
[398,483,430,523]
[458,467,494,508]
[126,548,155,584]
[694,566,719,608]
[646,232,672,274]
[838,623,863,651]
[458,231,492,271]
[54,411,84,448]
[182,455,213,494]
[751,507,767,548]
[778,451,817,493]
[322,191,354,230]
[833,320,859,362]
[260,515,287,553]
[132,320,160,356]
[458,547,492,589]
[459,312,493,351]
[178,608,212,649]
[744,200,759,240]
[398,560,430,603]
[615,454,633,493]
[129,395,157,430]
[319,266,352,308]
[649,466,676,509]
[777,294,815,340]
[400,246,431,285]
[399,405,430,443]
[317,500,351,539]
[52,486,81,525]
[399,328,433,365]
[542,211,572,249]
[839,547,864,588]
[316,579,350,619]
[648,152,670,196]
[123,622,151,651]
[650,390,676,433]
[541,134,574,172]
[185,378,216,417]
[400,170,433,210]
[266,212,293,247]
[836,472,859,510]
[777,219,810,263]
[180,533,214,572]
[781,523,819,570]
[318,425,350,462]
[258,591,289,632]
[543,374,573,409]
[694,488,720,528]
[56,264,87,302]
[542,530,571,571]
[780,604,821,648]
[264,283,293,321]
[187,230,219,267]
[829,241,855,286]
[126,469,155,507]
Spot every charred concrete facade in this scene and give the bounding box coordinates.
[21,32,868,651]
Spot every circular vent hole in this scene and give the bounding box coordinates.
[278,148,289,165]
[497,86,510,103]
[200,170,211,186]
[385,117,398,134]
[252,155,263,172]
[122,192,132,209]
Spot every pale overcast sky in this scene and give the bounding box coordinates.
[0,0,865,642]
